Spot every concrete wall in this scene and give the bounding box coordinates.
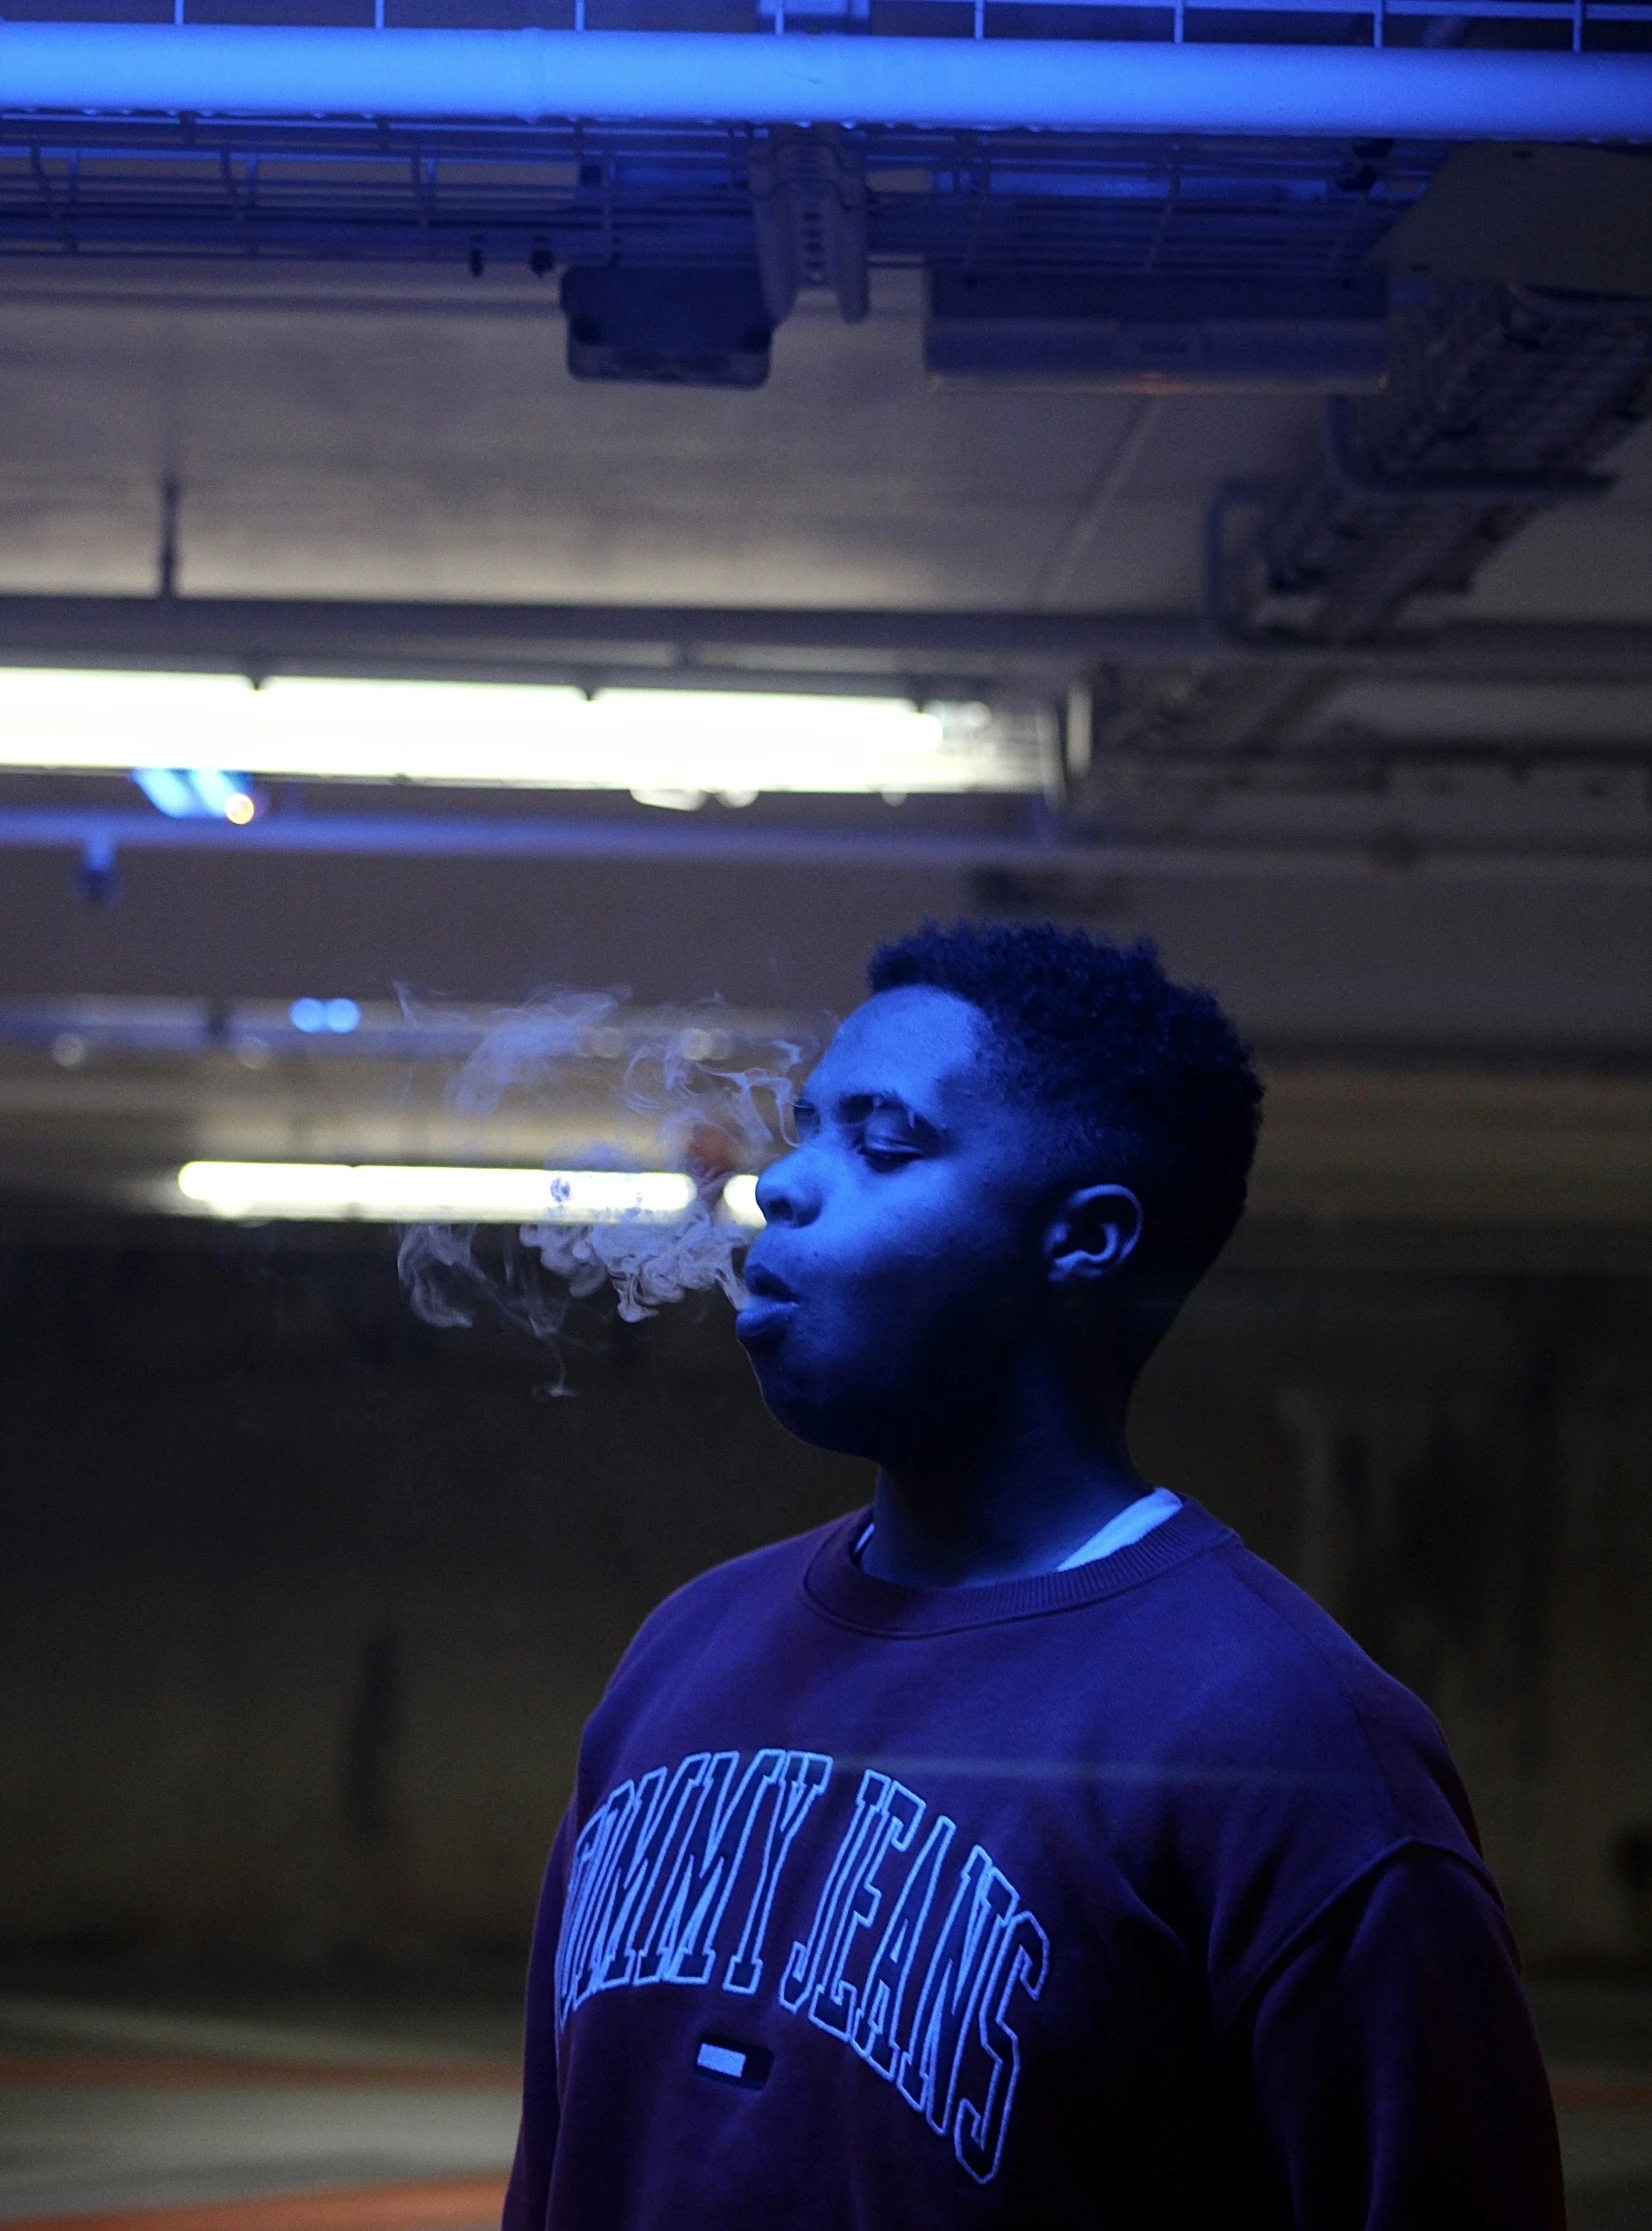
[1,1223,1648,1973]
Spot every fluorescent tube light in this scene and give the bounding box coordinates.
[0,671,1046,797]
[721,1174,764,1230]
[176,1162,704,1223]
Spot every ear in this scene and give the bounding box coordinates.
[1041,1183,1143,1287]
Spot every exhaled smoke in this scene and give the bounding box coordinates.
[396,990,821,1375]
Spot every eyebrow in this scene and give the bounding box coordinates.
[800,1089,945,1137]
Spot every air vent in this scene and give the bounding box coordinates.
[925,271,1389,392]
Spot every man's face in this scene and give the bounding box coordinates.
[736,986,1051,1466]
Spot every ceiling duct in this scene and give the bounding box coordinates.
[924,271,1390,392]
[560,265,774,388]
[1081,277,1652,768]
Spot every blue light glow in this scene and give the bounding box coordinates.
[132,767,258,821]
[290,996,362,1034]
[188,767,252,819]
[0,26,1645,142]
[131,768,199,819]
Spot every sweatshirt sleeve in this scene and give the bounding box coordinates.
[1235,1845,1566,2231]
[502,1811,573,2231]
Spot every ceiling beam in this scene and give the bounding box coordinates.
[1,808,1646,882]
[0,597,1646,687]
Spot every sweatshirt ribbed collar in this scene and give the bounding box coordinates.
[801,1498,1228,1638]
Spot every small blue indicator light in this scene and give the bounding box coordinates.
[290,997,361,1034]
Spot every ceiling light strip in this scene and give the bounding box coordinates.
[0,673,1040,797]
[0,27,1647,140]
[175,1161,766,1225]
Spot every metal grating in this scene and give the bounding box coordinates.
[0,124,1453,273]
[0,0,1643,273]
[1,0,1649,43]
[1081,276,1652,770]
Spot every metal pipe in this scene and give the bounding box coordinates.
[0,808,1646,882]
[0,25,1649,140]
[0,597,1647,681]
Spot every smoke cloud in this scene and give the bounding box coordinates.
[396,990,822,1382]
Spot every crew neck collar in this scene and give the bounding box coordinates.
[801,1497,1227,1638]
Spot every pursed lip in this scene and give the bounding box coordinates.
[736,1258,799,1344]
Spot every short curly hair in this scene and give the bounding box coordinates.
[868,921,1262,1333]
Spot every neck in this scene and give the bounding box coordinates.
[860,1347,1148,1589]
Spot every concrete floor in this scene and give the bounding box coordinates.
[1,1975,1649,2226]
[0,2089,518,2221]
[1532,1978,1652,2231]
[0,1989,520,2229]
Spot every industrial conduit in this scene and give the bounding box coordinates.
[0,25,1649,140]
[2,810,1648,880]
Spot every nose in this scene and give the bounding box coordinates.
[755,1147,819,1228]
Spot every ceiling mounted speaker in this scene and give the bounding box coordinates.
[561,266,775,389]
[925,271,1390,392]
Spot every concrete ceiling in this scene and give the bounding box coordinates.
[0,257,1641,624]
[0,256,1647,1065]
[0,264,1322,610]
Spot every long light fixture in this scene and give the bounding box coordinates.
[0,670,1045,800]
[0,26,1647,142]
[176,1162,766,1225]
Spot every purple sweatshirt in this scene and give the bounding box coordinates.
[504,1499,1564,2230]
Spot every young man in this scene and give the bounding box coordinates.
[505,922,1564,2230]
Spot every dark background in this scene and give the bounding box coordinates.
[5,1214,1648,1982]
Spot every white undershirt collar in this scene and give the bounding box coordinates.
[849,1485,1182,1576]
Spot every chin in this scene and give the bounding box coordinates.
[745,1355,894,1464]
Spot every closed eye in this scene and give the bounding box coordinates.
[863,1148,919,1172]
[858,1120,927,1169]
